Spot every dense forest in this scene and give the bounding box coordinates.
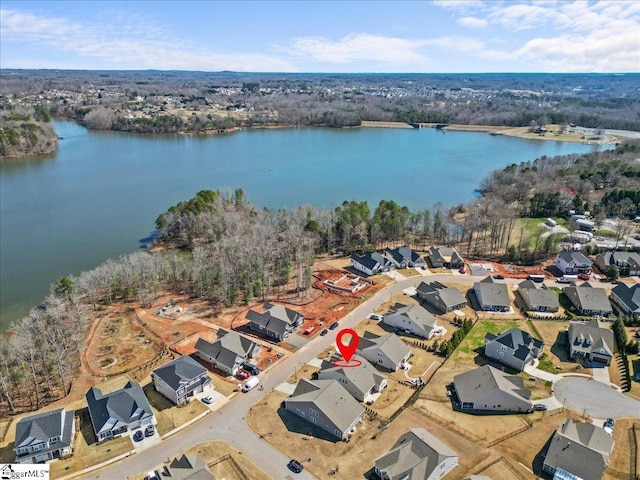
[0,104,57,158]
[2,70,639,134]
[1,140,639,415]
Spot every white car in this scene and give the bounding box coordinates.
[369,314,383,321]
[201,395,214,404]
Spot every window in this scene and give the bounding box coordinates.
[33,443,44,451]
[49,437,59,444]
[310,417,316,424]
[309,408,319,417]
[335,429,341,437]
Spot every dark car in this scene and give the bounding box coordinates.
[133,430,144,442]
[287,460,304,473]
[604,418,614,427]
[493,274,505,280]
[533,404,547,411]
[242,362,260,375]
[329,322,339,330]
[319,329,328,336]
[144,424,155,437]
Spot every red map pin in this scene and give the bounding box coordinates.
[336,329,359,363]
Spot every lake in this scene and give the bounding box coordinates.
[0,121,597,328]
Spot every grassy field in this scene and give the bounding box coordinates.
[142,382,208,436]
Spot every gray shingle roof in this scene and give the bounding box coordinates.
[612,283,640,313]
[564,283,612,314]
[518,280,559,310]
[544,420,613,480]
[375,428,457,480]
[416,281,467,310]
[568,319,614,358]
[15,408,74,453]
[475,277,510,307]
[491,328,543,352]
[152,356,208,391]
[357,331,411,367]
[86,380,153,434]
[318,354,386,400]
[383,303,438,334]
[384,246,425,266]
[246,302,303,337]
[195,329,258,370]
[429,246,462,265]
[453,365,531,403]
[557,251,592,265]
[287,379,365,433]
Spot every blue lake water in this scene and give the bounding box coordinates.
[0,121,598,327]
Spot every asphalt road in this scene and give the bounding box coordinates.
[553,377,640,419]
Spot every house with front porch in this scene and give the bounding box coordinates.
[382,303,439,340]
[564,282,612,317]
[567,318,614,366]
[383,246,426,269]
[416,281,467,313]
[555,251,592,275]
[195,329,261,376]
[351,251,395,276]
[595,251,640,276]
[356,331,411,372]
[474,276,511,312]
[517,280,559,312]
[610,283,640,319]
[246,302,303,342]
[151,355,211,405]
[317,354,387,403]
[427,246,464,269]
[14,408,75,464]
[86,380,155,442]
[484,328,543,372]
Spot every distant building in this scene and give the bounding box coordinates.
[374,428,459,480]
[151,355,211,405]
[86,380,155,442]
[543,419,614,480]
[427,246,464,269]
[350,251,395,276]
[416,281,467,313]
[195,329,261,375]
[555,251,592,275]
[150,455,215,480]
[382,303,439,339]
[356,331,411,372]
[567,318,614,366]
[383,246,426,269]
[484,328,543,372]
[595,251,640,276]
[451,365,533,413]
[285,379,364,441]
[246,302,303,342]
[14,408,75,464]
[474,277,511,312]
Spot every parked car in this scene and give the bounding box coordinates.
[287,460,304,473]
[133,430,144,442]
[458,266,465,274]
[242,362,260,375]
[369,314,383,321]
[144,424,155,437]
[533,404,548,411]
[329,322,339,330]
[319,329,328,336]
[604,418,614,428]
[578,273,591,280]
[235,369,251,380]
[303,326,316,335]
[493,274,505,280]
[201,395,214,404]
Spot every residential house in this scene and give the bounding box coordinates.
[595,251,640,276]
[383,246,426,269]
[555,251,592,275]
[151,454,215,480]
[246,302,303,342]
[567,319,614,366]
[316,354,387,403]
[14,408,75,464]
[427,246,464,269]
[564,282,612,317]
[350,251,395,276]
[86,380,155,442]
[543,419,614,480]
[356,331,411,372]
[374,428,458,480]
[416,281,467,313]
[382,303,439,340]
[451,365,533,413]
[195,329,262,376]
[610,283,640,319]
[484,328,544,372]
[517,280,559,312]
[473,277,511,312]
[284,379,365,441]
[151,355,211,405]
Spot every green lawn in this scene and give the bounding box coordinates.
[511,217,565,250]
[455,320,524,358]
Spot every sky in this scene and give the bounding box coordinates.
[1,1,638,73]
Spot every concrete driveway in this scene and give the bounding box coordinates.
[553,377,640,418]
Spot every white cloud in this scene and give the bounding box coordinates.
[285,34,432,66]
[0,8,296,71]
[458,16,488,28]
